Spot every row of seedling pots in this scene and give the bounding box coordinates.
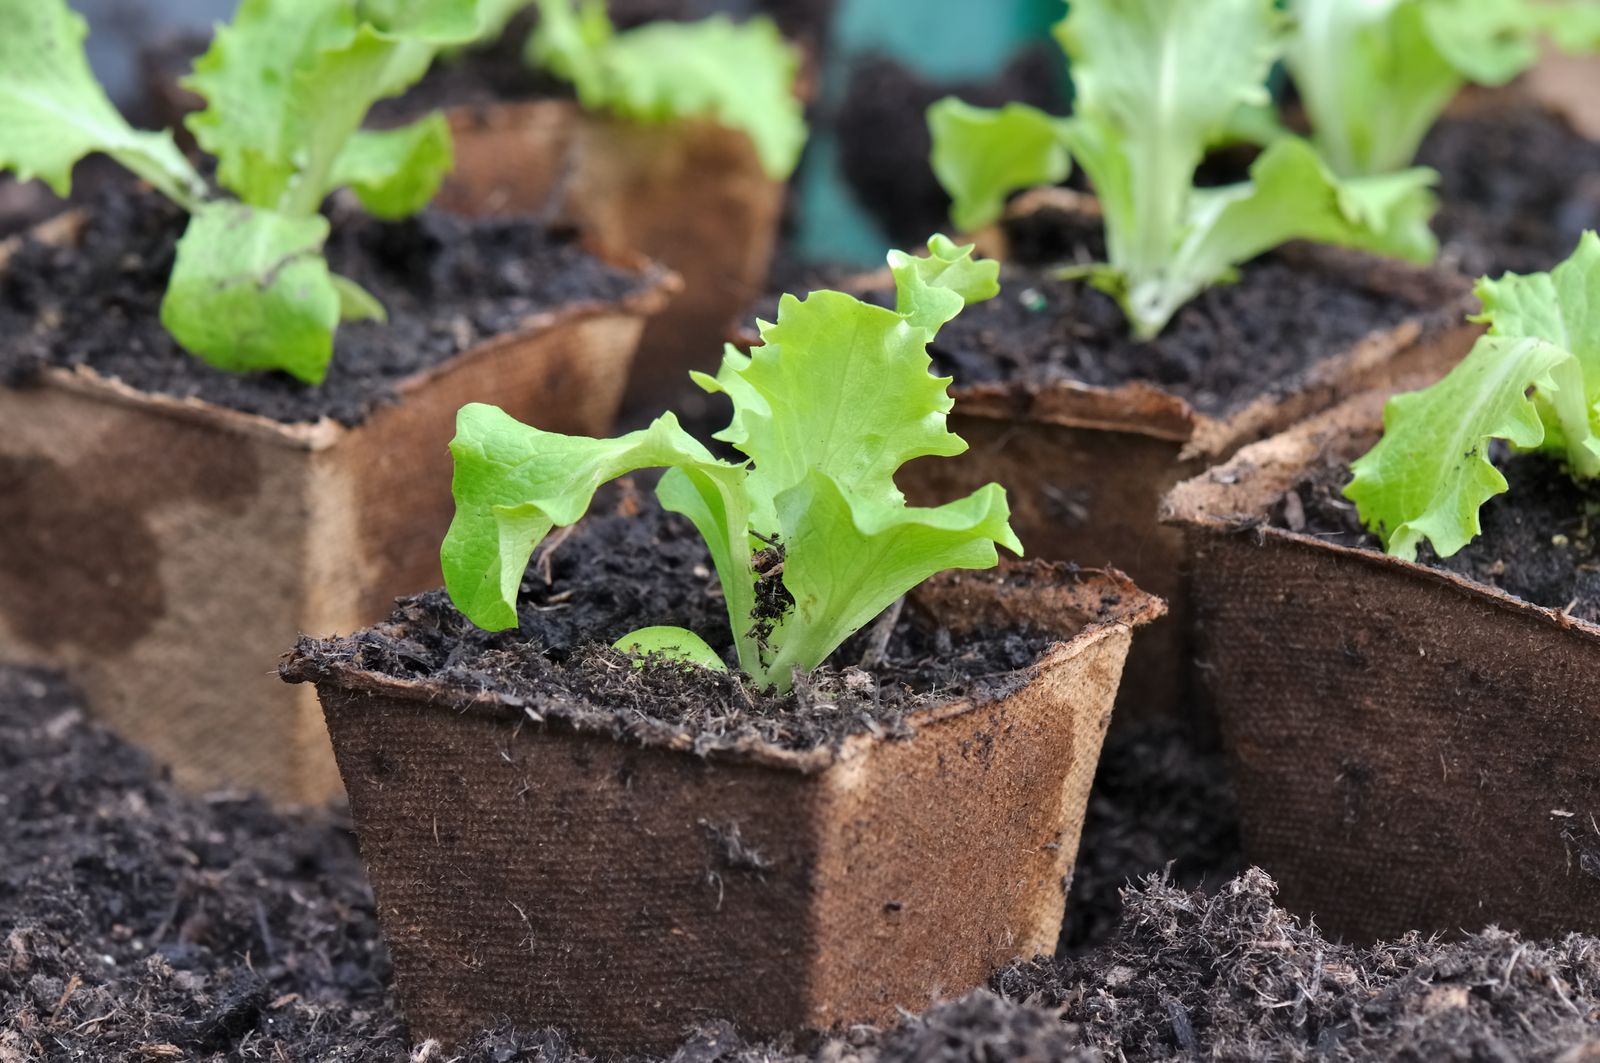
[5,0,1600,1055]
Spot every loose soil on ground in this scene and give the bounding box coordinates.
[0,181,643,426]
[8,663,1600,1060]
[1286,449,1600,624]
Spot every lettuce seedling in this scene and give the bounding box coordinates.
[1346,231,1600,560]
[0,0,491,384]
[441,236,1019,694]
[525,0,806,179]
[1285,0,1600,179]
[925,0,1440,340]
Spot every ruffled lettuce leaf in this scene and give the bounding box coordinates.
[1346,231,1600,559]
[1053,0,1438,338]
[183,0,482,215]
[526,0,806,179]
[926,97,1073,232]
[1287,0,1600,177]
[0,0,205,206]
[886,233,1001,337]
[442,240,1018,692]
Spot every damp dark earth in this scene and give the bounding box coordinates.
[7,664,1600,1062]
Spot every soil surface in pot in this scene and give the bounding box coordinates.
[753,211,1423,419]
[0,181,644,426]
[1282,450,1600,623]
[289,497,1068,753]
[1419,98,1600,279]
[9,665,1600,1061]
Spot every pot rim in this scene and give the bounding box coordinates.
[282,560,1165,774]
[0,207,681,451]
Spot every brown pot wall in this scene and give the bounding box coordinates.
[1162,393,1600,942]
[0,222,675,803]
[437,100,786,412]
[283,565,1162,1054]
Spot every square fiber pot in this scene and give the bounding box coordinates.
[0,215,676,803]
[435,98,786,410]
[1162,391,1600,942]
[281,563,1163,1054]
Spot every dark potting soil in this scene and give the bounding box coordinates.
[288,496,1064,755]
[1283,449,1600,624]
[0,180,644,427]
[1419,98,1600,279]
[10,668,1600,1061]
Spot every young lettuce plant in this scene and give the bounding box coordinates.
[441,236,1020,694]
[1346,231,1600,560]
[1285,0,1600,179]
[0,0,492,384]
[524,0,807,179]
[925,0,1440,339]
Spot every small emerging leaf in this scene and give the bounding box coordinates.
[331,273,388,322]
[614,626,728,672]
[926,98,1072,233]
[887,234,1001,337]
[160,202,341,384]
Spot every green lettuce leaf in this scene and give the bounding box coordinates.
[443,244,1018,691]
[329,113,454,219]
[0,0,205,207]
[159,201,342,385]
[614,626,728,672]
[1346,231,1600,559]
[1099,137,1437,337]
[1053,0,1438,338]
[184,0,481,215]
[926,97,1073,233]
[1287,0,1600,177]
[526,0,806,179]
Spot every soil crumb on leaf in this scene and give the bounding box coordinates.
[1286,450,1600,622]
[289,500,1057,754]
[0,179,645,426]
[9,666,1600,1060]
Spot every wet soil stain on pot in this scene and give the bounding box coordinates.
[0,420,261,653]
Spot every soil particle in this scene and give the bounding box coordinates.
[288,497,1057,754]
[1419,98,1600,279]
[1284,449,1600,622]
[10,666,1600,1060]
[0,178,644,426]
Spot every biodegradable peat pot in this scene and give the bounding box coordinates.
[0,206,675,803]
[281,511,1161,1053]
[1162,390,1600,942]
[435,98,785,411]
[740,191,1477,720]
